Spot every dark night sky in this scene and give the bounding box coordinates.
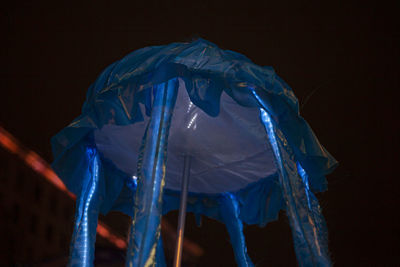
[1,0,399,266]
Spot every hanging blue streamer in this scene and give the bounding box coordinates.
[258,106,331,267]
[69,147,102,267]
[126,78,178,267]
[219,193,254,267]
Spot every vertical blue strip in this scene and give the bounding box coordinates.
[253,90,331,267]
[69,147,101,267]
[126,78,178,267]
[155,235,167,267]
[219,193,254,267]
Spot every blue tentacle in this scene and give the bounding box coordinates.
[259,108,331,267]
[126,78,178,267]
[219,193,254,267]
[69,147,103,267]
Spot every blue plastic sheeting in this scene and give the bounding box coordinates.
[51,38,337,266]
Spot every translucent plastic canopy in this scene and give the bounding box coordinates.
[94,78,277,194]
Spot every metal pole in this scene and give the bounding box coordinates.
[173,155,191,267]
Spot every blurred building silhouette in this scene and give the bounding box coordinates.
[0,148,75,265]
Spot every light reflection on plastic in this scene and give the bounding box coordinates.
[0,126,127,249]
[187,113,198,129]
[128,175,138,190]
[186,102,194,113]
[296,162,312,211]
[259,109,282,164]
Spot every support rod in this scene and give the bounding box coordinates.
[173,155,191,267]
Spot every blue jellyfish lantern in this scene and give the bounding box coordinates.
[51,39,337,267]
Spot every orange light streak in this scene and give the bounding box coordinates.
[0,127,19,154]
[0,126,127,249]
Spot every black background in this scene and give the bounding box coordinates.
[1,0,399,266]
